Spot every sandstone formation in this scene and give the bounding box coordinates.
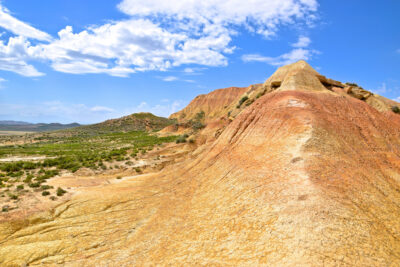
[1,61,400,266]
[170,86,249,122]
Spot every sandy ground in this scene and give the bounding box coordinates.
[0,131,34,136]
[0,156,52,162]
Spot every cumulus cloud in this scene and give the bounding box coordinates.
[0,36,44,76]
[0,0,318,77]
[292,36,311,48]
[117,0,318,38]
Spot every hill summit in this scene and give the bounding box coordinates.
[1,61,400,266]
[74,112,173,133]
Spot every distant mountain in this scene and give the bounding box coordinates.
[0,121,81,132]
[73,112,174,133]
[0,120,32,126]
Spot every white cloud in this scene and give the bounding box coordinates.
[0,0,318,77]
[0,4,51,41]
[183,67,206,75]
[292,36,311,48]
[242,47,319,66]
[118,0,318,38]
[184,68,195,73]
[90,106,115,112]
[242,34,318,66]
[0,36,44,76]
[159,75,196,83]
[162,76,178,82]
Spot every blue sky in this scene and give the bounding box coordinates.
[0,0,399,123]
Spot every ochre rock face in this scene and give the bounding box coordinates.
[170,86,249,122]
[1,61,400,266]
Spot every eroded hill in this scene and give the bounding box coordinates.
[0,61,399,266]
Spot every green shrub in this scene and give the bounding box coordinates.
[238,96,249,107]
[16,184,24,190]
[42,191,50,196]
[23,174,34,183]
[391,106,400,114]
[9,194,18,200]
[28,182,41,188]
[56,187,67,196]
[191,121,205,130]
[41,185,53,190]
[194,111,205,121]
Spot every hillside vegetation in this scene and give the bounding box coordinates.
[72,112,174,134]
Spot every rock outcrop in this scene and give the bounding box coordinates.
[170,86,249,123]
[1,61,400,266]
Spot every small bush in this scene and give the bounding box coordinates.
[391,106,400,114]
[28,182,41,188]
[238,96,249,107]
[194,111,205,122]
[56,187,67,196]
[116,176,122,179]
[23,174,34,183]
[42,191,50,196]
[176,136,187,144]
[2,205,9,212]
[191,121,205,130]
[9,194,18,200]
[345,82,360,87]
[41,185,53,190]
[16,184,24,191]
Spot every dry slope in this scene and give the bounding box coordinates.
[0,61,400,266]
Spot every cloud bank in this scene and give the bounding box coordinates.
[0,0,318,77]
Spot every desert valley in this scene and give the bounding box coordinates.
[0,61,399,265]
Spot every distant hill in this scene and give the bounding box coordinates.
[72,112,174,133]
[0,121,80,132]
